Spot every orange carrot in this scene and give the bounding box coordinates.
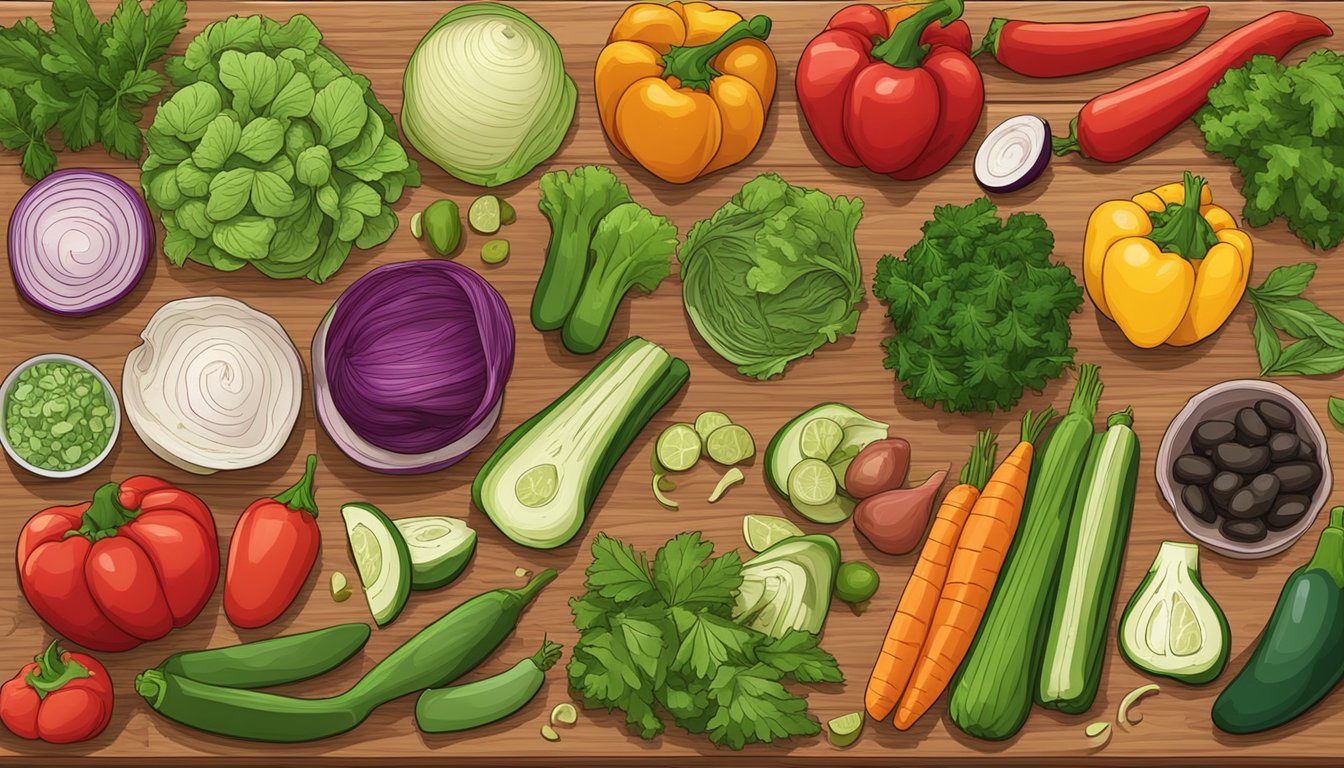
[893,408,1056,730]
[865,429,999,721]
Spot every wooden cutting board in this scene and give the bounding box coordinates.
[0,1,1340,765]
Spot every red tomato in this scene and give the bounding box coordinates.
[0,642,113,743]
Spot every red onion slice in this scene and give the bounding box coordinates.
[975,115,1052,194]
[9,169,152,315]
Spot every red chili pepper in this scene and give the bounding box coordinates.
[1055,11,1332,162]
[224,454,322,629]
[975,7,1210,78]
[0,641,113,743]
[797,0,983,179]
[17,479,219,652]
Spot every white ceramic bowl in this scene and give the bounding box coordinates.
[1156,379,1330,559]
[0,353,121,478]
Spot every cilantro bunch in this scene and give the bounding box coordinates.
[1195,50,1344,250]
[874,198,1082,413]
[0,0,187,179]
[568,533,842,749]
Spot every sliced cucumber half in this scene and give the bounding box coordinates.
[341,502,412,626]
[394,516,477,591]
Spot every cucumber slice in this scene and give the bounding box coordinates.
[341,503,412,626]
[469,195,504,234]
[788,458,837,506]
[394,516,477,591]
[656,423,701,472]
[694,411,732,442]
[705,424,755,465]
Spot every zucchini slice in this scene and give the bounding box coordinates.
[394,516,477,590]
[341,502,412,627]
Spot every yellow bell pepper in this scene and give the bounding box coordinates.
[1084,172,1253,348]
[595,2,776,184]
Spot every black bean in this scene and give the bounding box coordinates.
[1256,399,1296,432]
[1266,495,1312,531]
[1173,454,1217,485]
[1273,462,1322,494]
[1193,420,1237,454]
[1210,471,1244,509]
[1227,474,1280,520]
[1223,517,1268,543]
[1268,432,1300,463]
[1213,443,1270,474]
[1183,485,1218,524]
[1297,439,1316,462]
[1235,408,1270,446]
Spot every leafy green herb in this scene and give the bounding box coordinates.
[567,532,842,749]
[680,173,864,380]
[141,14,419,282]
[1195,50,1344,250]
[873,198,1082,413]
[1328,397,1344,433]
[0,0,187,179]
[1248,263,1344,378]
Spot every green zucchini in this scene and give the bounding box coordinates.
[156,624,372,689]
[949,364,1103,741]
[1038,408,1138,714]
[473,337,689,549]
[1118,541,1227,685]
[1213,507,1344,734]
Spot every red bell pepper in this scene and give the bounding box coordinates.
[16,478,219,652]
[224,454,322,629]
[0,641,113,743]
[797,0,983,179]
[975,7,1210,78]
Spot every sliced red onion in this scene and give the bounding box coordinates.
[313,260,514,474]
[975,115,1051,194]
[9,169,151,315]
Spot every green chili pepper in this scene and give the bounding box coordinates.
[155,624,371,689]
[415,638,562,733]
[135,571,556,742]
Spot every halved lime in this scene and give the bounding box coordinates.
[468,194,503,234]
[706,424,755,465]
[694,411,732,442]
[835,561,880,604]
[743,514,804,553]
[1169,592,1202,657]
[656,423,701,472]
[828,711,864,747]
[800,418,843,461]
[788,457,837,507]
[516,463,559,508]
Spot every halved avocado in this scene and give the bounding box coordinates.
[341,502,412,627]
[394,516,476,590]
[733,534,840,637]
[764,404,887,523]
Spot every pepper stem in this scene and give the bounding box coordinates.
[25,641,90,699]
[1147,171,1218,259]
[660,15,772,91]
[971,17,1006,58]
[869,0,963,69]
[1306,506,1344,588]
[274,454,320,518]
[68,483,138,541]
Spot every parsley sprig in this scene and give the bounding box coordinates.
[0,0,186,179]
[567,532,842,749]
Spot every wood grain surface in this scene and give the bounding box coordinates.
[1,0,1341,765]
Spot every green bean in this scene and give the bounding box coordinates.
[156,623,371,689]
[415,638,562,733]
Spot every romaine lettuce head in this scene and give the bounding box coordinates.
[680,174,864,380]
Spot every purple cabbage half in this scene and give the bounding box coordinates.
[313,260,515,473]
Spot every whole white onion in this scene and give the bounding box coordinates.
[123,297,302,474]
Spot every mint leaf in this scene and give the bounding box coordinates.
[1251,263,1315,300]
[1252,310,1282,376]
[1263,339,1344,377]
[1330,396,1344,432]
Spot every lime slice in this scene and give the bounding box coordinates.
[480,238,510,264]
[694,411,732,442]
[516,463,559,508]
[1169,591,1202,657]
[706,424,755,465]
[551,702,577,726]
[656,423,701,472]
[800,418,843,461]
[468,195,503,234]
[828,711,864,748]
[835,561,880,604]
[743,514,804,553]
[788,457,837,507]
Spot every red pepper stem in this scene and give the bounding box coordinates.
[1051,116,1083,157]
[870,0,964,69]
[273,454,320,518]
[971,17,1007,58]
[660,15,772,91]
[68,483,138,541]
[25,641,90,700]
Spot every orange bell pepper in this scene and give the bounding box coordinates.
[595,2,776,183]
